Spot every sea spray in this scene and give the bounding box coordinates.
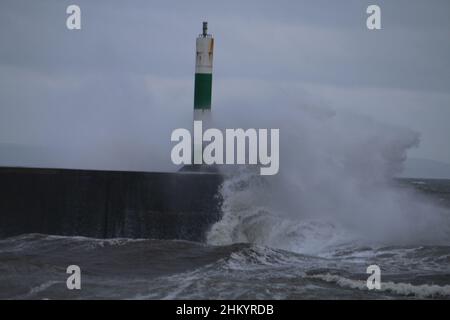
[207,102,450,253]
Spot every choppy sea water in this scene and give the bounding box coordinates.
[1,177,450,299]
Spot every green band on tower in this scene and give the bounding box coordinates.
[194,73,212,110]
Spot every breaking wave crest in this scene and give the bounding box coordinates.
[207,104,450,254]
[307,273,450,298]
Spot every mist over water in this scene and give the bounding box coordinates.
[207,102,450,254]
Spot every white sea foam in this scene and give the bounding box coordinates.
[308,273,450,298]
[20,280,62,299]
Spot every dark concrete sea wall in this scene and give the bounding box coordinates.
[0,167,223,242]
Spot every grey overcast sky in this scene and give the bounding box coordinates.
[0,0,449,171]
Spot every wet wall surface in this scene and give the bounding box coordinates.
[0,167,223,242]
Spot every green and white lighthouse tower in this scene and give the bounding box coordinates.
[193,22,214,164]
[194,21,214,121]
